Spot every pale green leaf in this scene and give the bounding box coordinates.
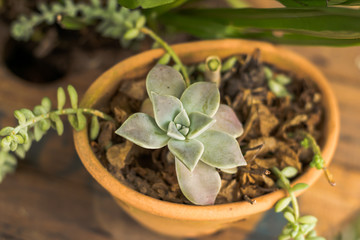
[268,79,291,98]
[57,87,66,110]
[187,112,215,139]
[167,121,185,140]
[291,183,309,192]
[180,82,220,117]
[33,105,47,115]
[39,119,51,132]
[196,130,246,168]
[275,197,291,212]
[168,138,204,171]
[76,110,87,130]
[210,104,243,138]
[284,211,295,223]
[146,65,186,102]
[298,215,318,224]
[175,158,221,205]
[90,116,100,140]
[19,109,35,120]
[173,109,190,127]
[0,127,14,136]
[50,113,64,136]
[152,92,183,131]
[41,97,52,112]
[67,85,78,109]
[34,124,44,141]
[14,110,26,124]
[115,113,169,149]
[281,166,298,178]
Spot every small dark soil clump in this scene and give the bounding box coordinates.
[91,50,324,205]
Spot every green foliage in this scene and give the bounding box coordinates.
[0,85,113,183]
[160,7,360,46]
[299,132,325,170]
[277,0,360,7]
[272,167,325,240]
[264,66,293,98]
[116,64,246,205]
[275,0,327,7]
[11,0,145,47]
[118,0,176,9]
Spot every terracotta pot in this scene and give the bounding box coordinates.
[73,39,340,238]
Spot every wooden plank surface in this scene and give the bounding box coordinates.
[0,24,360,239]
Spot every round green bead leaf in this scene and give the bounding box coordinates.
[275,197,291,212]
[291,183,309,192]
[284,211,295,223]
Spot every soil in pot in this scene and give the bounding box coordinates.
[90,49,324,205]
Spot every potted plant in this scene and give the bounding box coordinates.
[72,39,339,238]
[1,1,350,239]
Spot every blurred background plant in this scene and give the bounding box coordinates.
[6,0,360,46]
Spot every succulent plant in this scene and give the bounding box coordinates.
[116,65,246,205]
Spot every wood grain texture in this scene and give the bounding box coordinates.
[0,25,359,240]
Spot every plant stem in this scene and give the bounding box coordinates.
[140,27,190,87]
[271,166,299,220]
[289,191,299,220]
[11,108,113,135]
[297,130,336,186]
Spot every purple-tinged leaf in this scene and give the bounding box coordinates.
[211,104,243,138]
[175,158,221,205]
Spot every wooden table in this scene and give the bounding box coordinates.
[0,25,359,239]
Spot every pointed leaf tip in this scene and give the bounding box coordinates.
[197,130,246,168]
[168,139,204,171]
[211,104,243,138]
[115,113,169,149]
[180,82,220,117]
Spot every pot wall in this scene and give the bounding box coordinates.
[74,39,339,237]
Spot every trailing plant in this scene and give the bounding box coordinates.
[0,85,113,182]
[272,166,325,240]
[299,131,336,186]
[271,131,335,240]
[11,0,146,47]
[116,64,246,205]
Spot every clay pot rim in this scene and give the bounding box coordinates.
[74,39,340,221]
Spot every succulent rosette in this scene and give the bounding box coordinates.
[116,65,246,205]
